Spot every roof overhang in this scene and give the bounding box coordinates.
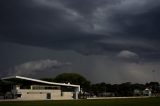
[1,76,80,89]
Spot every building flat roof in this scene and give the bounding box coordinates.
[1,76,80,90]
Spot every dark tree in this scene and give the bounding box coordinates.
[0,80,12,95]
[43,73,91,92]
[145,82,160,95]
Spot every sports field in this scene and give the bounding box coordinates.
[0,97,160,106]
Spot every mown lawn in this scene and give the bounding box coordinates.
[0,97,160,106]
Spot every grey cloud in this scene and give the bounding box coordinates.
[8,59,71,76]
[89,56,160,83]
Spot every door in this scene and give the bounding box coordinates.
[46,93,51,99]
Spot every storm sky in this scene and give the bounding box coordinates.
[1,0,160,83]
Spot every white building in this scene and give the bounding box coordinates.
[143,88,152,96]
[2,76,80,100]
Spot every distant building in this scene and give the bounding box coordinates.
[143,88,152,96]
[2,76,80,100]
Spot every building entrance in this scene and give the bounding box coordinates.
[46,93,51,99]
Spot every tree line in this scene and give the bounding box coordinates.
[0,73,160,97]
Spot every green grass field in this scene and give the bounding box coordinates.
[0,97,160,106]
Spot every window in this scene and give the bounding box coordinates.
[61,92,63,96]
[32,85,60,90]
[16,94,22,98]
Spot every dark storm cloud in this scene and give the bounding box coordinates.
[111,5,160,39]
[1,0,160,60]
[60,0,117,15]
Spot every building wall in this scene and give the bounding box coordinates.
[61,92,74,100]
[13,89,74,100]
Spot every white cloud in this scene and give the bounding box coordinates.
[117,50,139,63]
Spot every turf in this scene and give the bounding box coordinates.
[0,97,160,106]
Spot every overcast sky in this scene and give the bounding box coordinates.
[1,0,160,83]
